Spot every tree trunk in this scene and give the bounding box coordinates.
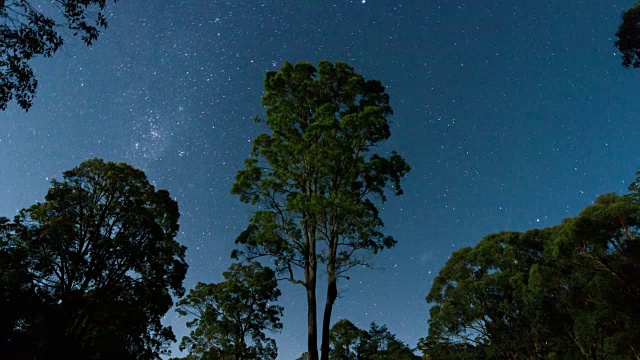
[320,277,337,360]
[306,277,319,360]
[305,225,319,360]
[320,240,338,360]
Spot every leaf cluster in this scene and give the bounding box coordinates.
[0,0,116,110]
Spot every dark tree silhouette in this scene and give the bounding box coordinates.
[615,3,640,68]
[0,158,187,359]
[422,173,640,359]
[329,319,370,360]
[174,262,283,360]
[231,60,410,360]
[0,0,118,111]
[329,319,419,360]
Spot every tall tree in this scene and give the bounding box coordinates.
[231,60,410,360]
[0,0,118,111]
[0,158,187,359]
[174,262,283,360]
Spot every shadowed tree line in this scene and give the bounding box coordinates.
[421,173,640,359]
[0,58,413,359]
[0,158,415,360]
[0,159,287,360]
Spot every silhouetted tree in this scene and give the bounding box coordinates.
[615,3,640,68]
[329,319,419,360]
[174,262,283,360]
[330,319,369,360]
[0,0,118,111]
[232,60,410,360]
[422,172,640,360]
[0,158,187,359]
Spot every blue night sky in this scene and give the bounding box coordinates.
[2,1,640,358]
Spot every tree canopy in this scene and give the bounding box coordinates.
[0,158,187,359]
[0,0,117,111]
[231,60,410,360]
[421,172,640,359]
[174,262,283,360]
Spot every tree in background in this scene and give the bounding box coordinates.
[0,0,118,111]
[329,319,419,360]
[420,230,569,359]
[232,60,410,360]
[548,191,640,358]
[174,262,283,360]
[330,319,370,360]
[421,172,640,359]
[615,2,640,68]
[0,158,187,359]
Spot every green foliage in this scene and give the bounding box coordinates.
[175,262,283,360]
[421,173,640,360]
[231,60,410,360]
[329,319,419,360]
[0,0,117,111]
[232,60,410,278]
[0,158,187,359]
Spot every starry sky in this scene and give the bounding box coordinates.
[2,0,640,358]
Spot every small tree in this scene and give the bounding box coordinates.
[615,3,640,68]
[232,60,410,360]
[175,262,283,360]
[1,0,118,111]
[0,158,187,359]
[329,319,419,360]
[330,319,369,360]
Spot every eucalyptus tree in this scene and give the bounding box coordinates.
[232,60,410,360]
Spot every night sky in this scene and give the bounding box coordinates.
[2,1,640,358]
